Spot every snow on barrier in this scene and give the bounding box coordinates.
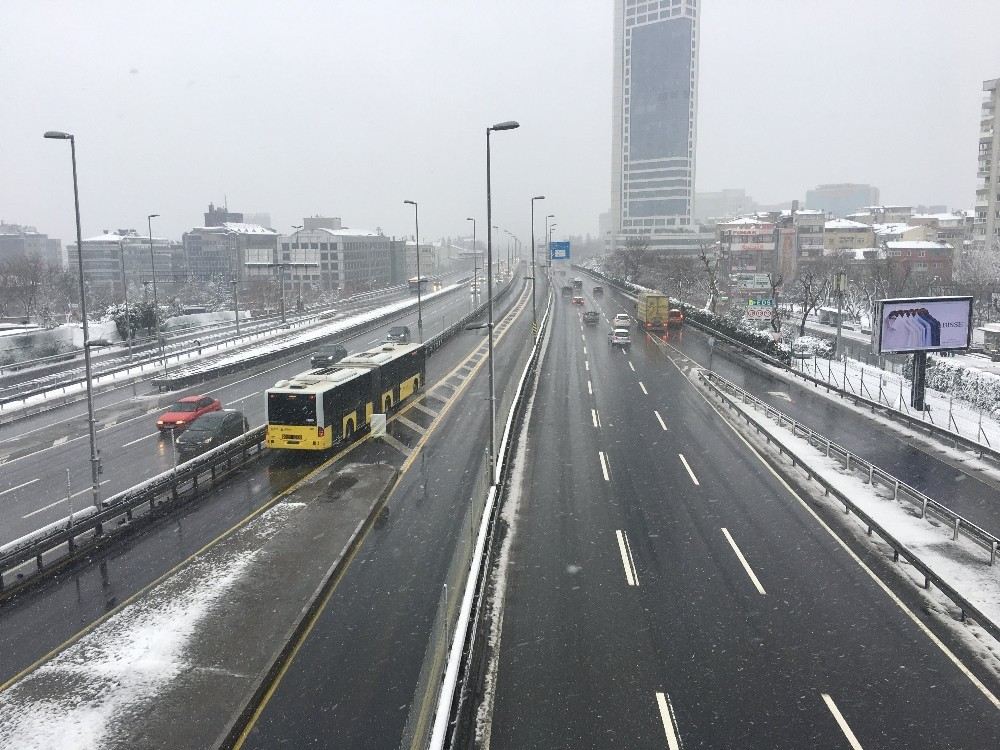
[427,288,553,750]
[698,367,1000,644]
[149,283,464,391]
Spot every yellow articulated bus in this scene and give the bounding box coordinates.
[265,342,425,451]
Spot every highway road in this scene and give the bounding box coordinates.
[483,282,1000,748]
[0,272,535,713]
[0,284,482,545]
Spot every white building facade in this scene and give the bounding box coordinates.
[975,77,1000,252]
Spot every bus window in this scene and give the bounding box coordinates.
[267,393,317,425]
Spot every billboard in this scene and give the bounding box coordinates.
[746,297,773,321]
[549,241,570,260]
[873,296,974,354]
[732,273,771,291]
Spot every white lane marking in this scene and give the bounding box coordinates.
[591,409,599,428]
[582,334,586,342]
[598,451,610,481]
[654,410,668,431]
[587,380,593,395]
[0,478,40,498]
[229,389,263,404]
[821,694,864,750]
[628,361,635,372]
[22,480,109,518]
[52,435,69,446]
[615,530,640,586]
[585,360,590,371]
[583,345,587,355]
[639,381,648,395]
[655,692,682,750]
[122,432,159,448]
[721,527,767,596]
[678,453,699,486]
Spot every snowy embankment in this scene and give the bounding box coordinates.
[712,376,1000,669]
[791,354,1000,448]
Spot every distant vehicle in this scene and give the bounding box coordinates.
[561,285,573,297]
[667,308,685,328]
[175,410,249,459]
[571,277,583,290]
[408,276,430,292]
[572,295,585,305]
[583,310,600,326]
[608,328,631,349]
[157,395,222,433]
[636,291,671,331]
[613,313,631,328]
[311,344,348,369]
[592,286,603,296]
[386,325,411,344]
[817,306,852,327]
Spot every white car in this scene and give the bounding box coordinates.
[613,313,631,328]
[609,328,631,348]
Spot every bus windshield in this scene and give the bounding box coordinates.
[267,392,317,425]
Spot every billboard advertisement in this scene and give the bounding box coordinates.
[873,296,974,354]
[549,241,570,260]
[746,298,773,320]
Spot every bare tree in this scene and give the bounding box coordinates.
[766,272,783,332]
[697,243,722,313]
[617,236,649,283]
[794,268,831,336]
[3,253,46,320]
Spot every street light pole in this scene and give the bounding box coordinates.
[291,224,304,313]
[45,130,101,510]
[531,196,545,334]
[466,217,477,304]
[147,213,165,374]
[232,279,241,336]
[404,200,423,339]
[485,120,520,481]
[548,223,558,270]
[545,214,555,270]
[118,238,133,360]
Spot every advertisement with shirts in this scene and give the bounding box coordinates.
[874,297,974,354]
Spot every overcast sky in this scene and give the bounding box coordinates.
[3,1,1000,247]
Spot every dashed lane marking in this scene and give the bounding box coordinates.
[615,529,639,586]
[639,381,648,395]
[122,432,159,448]
[395,415,426,435]
[721,527,767,596]
[655,692,683,750]
[598,451,610,481]
[628,361,635,372]
[678,453,699,486]
[0,478,40,498]
[587,380,593,395]
[821,693,864,750]
[654,410,667,431]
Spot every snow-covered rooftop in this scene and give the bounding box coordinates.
[793,209,824,215]
[824,219,871,230]
[221,222,277,235]
[717,217,766,226]
[312,227,381,238]
[873,223,916,236]
[884,240,953,250]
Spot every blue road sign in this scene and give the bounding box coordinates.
[549,241,570,260]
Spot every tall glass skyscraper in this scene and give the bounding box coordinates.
[610,0,701,251]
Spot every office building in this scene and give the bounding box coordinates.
[805,184,881,219]
[975,77,1000,252]
[67,230,183,298]
[610,0,710,254]
[183,222,278,282]
[278,222,392,294]
[0,222,63,268]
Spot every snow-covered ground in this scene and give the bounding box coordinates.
[790,353,1000,449]
[0,501,305,750]
[712,378,1000,678]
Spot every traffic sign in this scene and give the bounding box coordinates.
[549,241,570,260]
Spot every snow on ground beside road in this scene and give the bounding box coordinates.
[787,354,1000,449]
[0,501,305,750]
[719,386,1000,681]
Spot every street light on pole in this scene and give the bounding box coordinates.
[485,119,519,481]
[530,196,545,333]
[492,225,500,277]
[545,214,555,269]
[147,213,165,374]
[548,222,558,270]
[118,237,133,361]
[403,200,423,339]
[44,130,102,511]
[466,217,477,303]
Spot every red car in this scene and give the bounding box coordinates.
[572,295,585,305]
[157,395,222,433]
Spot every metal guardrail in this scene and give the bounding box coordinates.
[698,368,1000,643]
[0,427,266,599]
[576,266,1000,466]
